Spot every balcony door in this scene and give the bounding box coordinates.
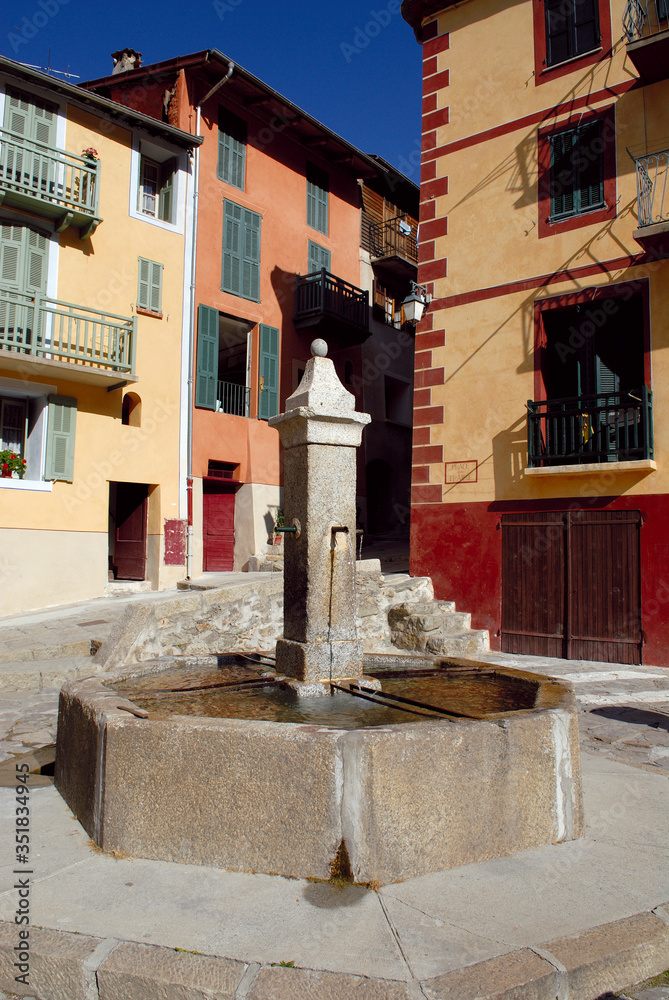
[0,223,48,352]
[2,88,57,196]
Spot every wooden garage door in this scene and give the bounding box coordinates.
[501,510,642,664]
[203,489,235,572]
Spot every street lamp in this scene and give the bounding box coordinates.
[401,281,432,326]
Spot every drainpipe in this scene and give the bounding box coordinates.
[185,58,234,579]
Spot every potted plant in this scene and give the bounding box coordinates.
[272,508,284,545]
[0,451,26,479]
[81,147,99,162]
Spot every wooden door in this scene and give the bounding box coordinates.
[501,510,642,664]
[115,483,148,580]
[203,489,235,571]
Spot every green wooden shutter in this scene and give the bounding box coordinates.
[258,324,279,421]
[241,209,261,301]
[196,304,219,410]
[222,200,242,295]
[550,130,576,218]
[308,241,331,274]
[137,258,163,313]
[45,395,76,482]
[159,159,175,223]
[306,164,328,234]
[577,122,604,211]
[217,110,246,190]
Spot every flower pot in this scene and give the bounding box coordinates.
[1,469,11,478]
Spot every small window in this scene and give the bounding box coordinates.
[307,240,331,274]
[139,155,176,223]
[306,163,328,235]
[218,109,246,190]
[0,397,26,457]
[122,392,141,427]
[137,258,163,315]
[549,121,604,221]
[544,0,600,66]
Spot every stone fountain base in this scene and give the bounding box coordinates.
[55,658,582,885]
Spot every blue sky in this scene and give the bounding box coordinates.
[2,0,423,181]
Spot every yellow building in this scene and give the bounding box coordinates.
[402,0,669,664]
[0,57,200,615]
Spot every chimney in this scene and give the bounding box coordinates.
[111,49,142,75]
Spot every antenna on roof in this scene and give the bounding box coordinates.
[19,62,80,80]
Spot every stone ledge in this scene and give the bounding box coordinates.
[422,948,559,1000]
[96,941,246,999]
[0,922,103,1000]
[246,965,415,999]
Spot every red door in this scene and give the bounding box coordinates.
[203,488,235,571]
[115,483,149,580]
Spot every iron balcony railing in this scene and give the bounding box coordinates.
[369,215,418,264]
[294,268,369,333]
[623,0,669,40]
[527,388,653,467]
[216,380,250,417]
[0,291,136,375]
[0,128,100,231]
[633,148,669,227]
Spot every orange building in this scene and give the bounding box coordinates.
[402,0,669,664]
[85,50,419,574]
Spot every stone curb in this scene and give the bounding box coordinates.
[0,659,99,693]
[0,906,667,1000]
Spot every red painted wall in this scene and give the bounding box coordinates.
[411,494,669,667]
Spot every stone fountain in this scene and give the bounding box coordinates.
[55,341,583,885]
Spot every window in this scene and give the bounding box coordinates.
[258,324,279,421]
[307,240,331,274]
[217,109,246,190]
[1,397,26,456]
[0,380,73,484]
[222,200,261,301]
[306,163,328,235]
[195,304,253,416]
[544,0,599,66]
[139,155,175,223]
[538,108,615,237]
[549,121,604,220]
[137,258,163,315]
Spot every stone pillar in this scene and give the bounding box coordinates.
[269,340,371,683]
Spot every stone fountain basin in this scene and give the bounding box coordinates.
[55,657,583,885]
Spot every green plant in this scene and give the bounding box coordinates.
[0,450,26,477]
[275,507,285,529]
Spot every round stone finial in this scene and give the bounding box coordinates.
[311,339,328,358]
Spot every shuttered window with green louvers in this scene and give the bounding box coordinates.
[217,109,246,190]
[137,258,163,314]
[195,304,219,410]
[222,200,261,301]
[550,121,604,220]
[307,241,331,274]
[45,395,77,482]
[258,324,279,421]
[306,163,328,235]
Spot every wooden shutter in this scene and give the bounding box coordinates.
[308,241,331,274]
[307,164,328,234]
[45,395,76,482]
[0,224,22,288]
[550,130,576,218]
[241,209,261,301]
[217,110,246,190]
[573,0,600,54]
[577,122,604,210]
[196,304,219,410]
[159,160,176,223]
[137,258,163,313]
[258,324,279,420]
[222,200,242,295]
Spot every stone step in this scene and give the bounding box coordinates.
[425,630,491,657]
[0,638,94,664]
[0,657,100,693]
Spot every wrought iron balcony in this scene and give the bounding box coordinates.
[527,389,653,468]
[216,380,250,417]
[0,291,136,384]
[368,215,418,284]
[631,148,669,256]
[623,0,669,81]
[294,269,369,342]
[0,129,102,238]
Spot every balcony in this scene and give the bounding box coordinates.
[623,0,669,82]
[294,269,369,345]
[631,148,669,257]
[0,130,102,238]
[527,390,653,469]
[369,215,418,285]
[0,291,136,386]
[215,380,250,417]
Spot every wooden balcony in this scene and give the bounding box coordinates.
[0,291,136,386]
[527,389,653,468]
[623,0,669,82]
[369,216,418,285]
[294,269,369,345]
[632,148,669,257]
[0,129,101,238]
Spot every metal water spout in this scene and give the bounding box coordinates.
[268,339,371,684]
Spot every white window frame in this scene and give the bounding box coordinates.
[0,376,55,490]
[129,138,186,234]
